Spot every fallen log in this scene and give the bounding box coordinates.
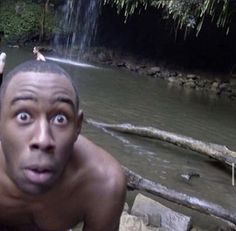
[123,166,236,226]
[86,119,236,167]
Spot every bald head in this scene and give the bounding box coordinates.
[0,60,79,111]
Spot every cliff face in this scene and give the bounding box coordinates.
[96,5,236,74]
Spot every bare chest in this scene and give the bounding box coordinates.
[0,196,84,230]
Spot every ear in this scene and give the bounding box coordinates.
[74,110,84,141]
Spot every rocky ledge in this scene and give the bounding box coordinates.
[81,47,236,100]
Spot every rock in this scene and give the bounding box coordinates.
[119,212,159,231]
[116,62,126,67]
[123,202,130,213]
[7,44,20,48]
[184,80,196,89]
[196,79,206,88]
[169,71,178,77]
[211,81,221,93]
[230,88,236,98]
[167,77,176,83]
[177,77,186,86]
[125,62,138,72]
[160,71,171,79]
[180,172,200,182]
[147,66,161,76]
[190,228,206,231]
[131,194,192,231]
[98,52,111,62]
[219,83,231,92]
[186,74,199,80]
[230,79,236,87]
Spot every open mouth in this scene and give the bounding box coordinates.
[24,167,54,184]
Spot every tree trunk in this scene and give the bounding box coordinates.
[39,0,50,42]
[123,166,236,226]
[86,119,236,167]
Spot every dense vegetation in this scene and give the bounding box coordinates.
[0,0,235,45]
[104,0,235,36]
[0,0,61,44]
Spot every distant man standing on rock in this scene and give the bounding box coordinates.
[0,60,126,230]
[33,46,46,61]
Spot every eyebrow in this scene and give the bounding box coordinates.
[51,96,76,110]
[11,95,37,105]
[10,95,76,110]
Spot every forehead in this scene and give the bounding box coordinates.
[4,71,76,102]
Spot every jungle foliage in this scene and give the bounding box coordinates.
[103,0,235,35]
[0,0,235,44]
[0,0,57,44]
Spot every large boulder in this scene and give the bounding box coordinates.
[119,212,159,231]
[131,194,192,231]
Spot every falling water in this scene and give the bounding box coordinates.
[53,0,102,59]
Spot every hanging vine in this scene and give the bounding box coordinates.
[103,0,235,36]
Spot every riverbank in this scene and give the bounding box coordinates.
[78,47,236,101]
[5,44,236,100]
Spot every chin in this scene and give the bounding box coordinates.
[14,176,56,196]
[19,183,53,196]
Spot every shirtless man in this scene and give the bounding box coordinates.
[33,46,46,61]
[0,60,126,231]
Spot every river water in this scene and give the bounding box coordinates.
[4,47,236,230]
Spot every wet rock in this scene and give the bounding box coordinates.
[125,62,138,72]
[116,62,126,67]
[219,83,231,92]
[169,71,178,77]
[180,172,200,182]
[81,47,236,100]
[119,212,159,231]
[167,77,177,83]
[195,79,206,88]
[186,74,199,80]
[123,202,130,213]
[230,79,236,87]
[147,66,161,76]
[160,71,171,79]
[190,227,206,231]
[184,80,196,89]
[230,88,236,99]
[211,81,221,94]
[216,224,236,231]
[131,193,192,231]
[97,51,111,62]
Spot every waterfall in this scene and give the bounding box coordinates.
[53,0,101,59]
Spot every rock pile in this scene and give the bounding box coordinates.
[120,193,192,231]
[82,47,236,100]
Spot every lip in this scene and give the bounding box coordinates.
[24,166,55,185]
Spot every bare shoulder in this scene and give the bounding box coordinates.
[74,135,126,187]
[73,135,126,230]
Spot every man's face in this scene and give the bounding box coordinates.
[0,71,82,195]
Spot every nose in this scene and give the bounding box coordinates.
[30,118,55,152]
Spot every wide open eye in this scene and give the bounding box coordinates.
[52,114,68,125]
[16,112,32,123]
